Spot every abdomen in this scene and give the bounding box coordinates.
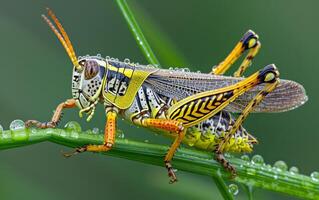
[122,85,255,153]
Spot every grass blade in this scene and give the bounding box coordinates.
[129,1,189,66]
[213,170,234,200]
[115,0,160,65]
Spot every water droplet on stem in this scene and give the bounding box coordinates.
[228,184,239,195]
[92,127,99,134]
[64,121,82,132]
[241,155,250,162]
[10,120,25,131]
[274,160,288,171]
[251,155,264,165]
[310,171,319,182]
[289,166,299,174]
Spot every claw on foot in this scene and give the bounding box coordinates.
[165,161,178,184]
[25,120,56,129]
[215,151,237,178]
[62,147,87,158]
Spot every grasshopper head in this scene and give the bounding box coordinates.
[71,57,106,109]
[41,9,108,112]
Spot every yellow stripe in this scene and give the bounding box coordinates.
[183,115,196,121]
[217,93,223,101]
[191,100,204,118]
[183,102,197,121]
[199,97,210,114]
[170,108,181,120]
[207,96,216,110]
[172,105,188,120]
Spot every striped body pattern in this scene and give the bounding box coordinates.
[28,10,308,183]
[71,56,296,153]
[169,91,234,125]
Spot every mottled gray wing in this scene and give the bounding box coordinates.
[144,68,308,113]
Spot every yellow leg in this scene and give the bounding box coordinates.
[142,118,185,183]
[25,99,76,128]
[217,79,279,153]
[215,74,280,176]
[234,41,261,77]
[64,111,117,157]
[168,64,280,128]
[211,30,260,76]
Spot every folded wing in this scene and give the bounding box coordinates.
[144,68,307,113]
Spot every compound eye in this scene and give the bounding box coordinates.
[84,60,100,80]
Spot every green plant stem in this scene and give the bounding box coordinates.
[1,127,318,199]
[242,184,254,200]
[115,0,160,65]
[212,170,234,200]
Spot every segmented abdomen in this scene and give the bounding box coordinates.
[184,111,254,152]
[123,84,254,153]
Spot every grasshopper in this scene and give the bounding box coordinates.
[26,9,307,183]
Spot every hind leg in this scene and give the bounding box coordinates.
[215,70,279,176]
[211,30,261,77]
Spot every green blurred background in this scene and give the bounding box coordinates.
[0,0,318,199]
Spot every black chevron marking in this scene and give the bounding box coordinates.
[171,91,235,124]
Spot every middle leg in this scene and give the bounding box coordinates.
[141,118,186,183]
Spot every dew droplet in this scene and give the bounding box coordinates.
[184,68,190,72]
[116,130,125,139]
[0,124,3,134]
[10,120,29,141]
[144,139,149,143]
[310,171,319,182]
[224,153,231,158]
[9,119,25,131]
[274,160,288,171]
[251,155,264,165]
[241,155,250,162]
[124,58,130,63]
[289,166,299,174]
[64,121,82,132]
[228,184,239,196]
[92,127,99,134]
